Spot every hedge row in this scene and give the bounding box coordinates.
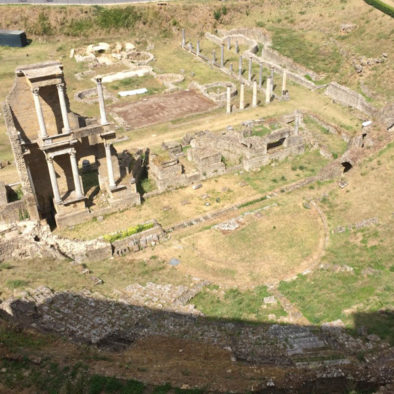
[104,222,155,243]
[364,0,394,18]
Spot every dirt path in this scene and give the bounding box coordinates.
[266,200,329,325]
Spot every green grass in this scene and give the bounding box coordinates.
[6,279,29,289]
[140,177,157,194]
[303,115,348,158]
[241,150,328,194]
[251,125,271,137]
[192,285,286,322]
[278,226,394,343]
[109,75,163,96]
[269,27,343,75]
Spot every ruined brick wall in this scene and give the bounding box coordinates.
[2,102,39,221]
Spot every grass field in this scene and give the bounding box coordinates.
[277,142,394,342]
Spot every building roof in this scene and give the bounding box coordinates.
[0,29,25,35]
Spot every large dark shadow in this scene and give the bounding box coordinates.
[1,291,392,393]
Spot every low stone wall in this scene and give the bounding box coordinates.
[190,81,237,104]
[306,112,351,143]
[111,222,165,256]
[0,199,29,223]
[218,28,271,46]
[324,82,376,116]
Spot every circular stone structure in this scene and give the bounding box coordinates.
[126,51,155,65]
[200,81,237,104]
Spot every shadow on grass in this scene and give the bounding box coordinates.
[0,292,392,393]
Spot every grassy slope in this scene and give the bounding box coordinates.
[279,143,394,343]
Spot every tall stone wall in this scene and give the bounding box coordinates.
[324,82,376,116]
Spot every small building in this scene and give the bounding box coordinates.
[0,30,28,48]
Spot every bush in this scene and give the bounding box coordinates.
[95,6,142,29]
[104,222,155,243]
[364,0,394,18]
[6,279,29,289]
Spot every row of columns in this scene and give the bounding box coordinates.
[30,76,113,205]
[46,142,116,205]
[182,34,288,98]
[31,78,108,141]
[226,75,279,114]
[46,149,83,204]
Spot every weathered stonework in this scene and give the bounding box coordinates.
[2,61,141,228]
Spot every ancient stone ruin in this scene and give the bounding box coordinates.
[2,61,141,228]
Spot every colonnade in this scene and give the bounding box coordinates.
[30,76,115,204]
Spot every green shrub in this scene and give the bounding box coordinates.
[104,222,155,243]
[364,0,394,18]
[6,279,29,289]
[95,6,142,30]
[213,9,222,21]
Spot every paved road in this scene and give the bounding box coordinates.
[0,0,158,4]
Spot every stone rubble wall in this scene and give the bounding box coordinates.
[111,222,165,256]
[0,221,111,262]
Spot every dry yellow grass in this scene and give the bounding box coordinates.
[134,195,323,289]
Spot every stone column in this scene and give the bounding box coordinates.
[32,88,48,139]
[248,57,252,82]
[271,68,275,79]
[238,56,243,78]
[220,43,224,68]
[235,40,239,53]
[259,63,263,88]
[282,69,287,95]
[47,157,61,204]
[196,40,200,56]
[188,42,193,52]
[212,50,216,65]
[239,82,245,110]
[226,85,231,114]
[229,63,233,74]
[56,83,71,133]
[266,77,272,104]
[294,110,300,136]
[227,37,231,50]
[181,29,185,48]
[105,143,116,189]
[95,77,108,125]
[69,149,83,199]
[252,81,257,108]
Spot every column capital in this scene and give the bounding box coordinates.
[56,82,65,90]
[70,148,76,157]
[95,76,103,84]
[47,156,54,163]
[32,87,40,95]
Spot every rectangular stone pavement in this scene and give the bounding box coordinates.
[110,90,216,129]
